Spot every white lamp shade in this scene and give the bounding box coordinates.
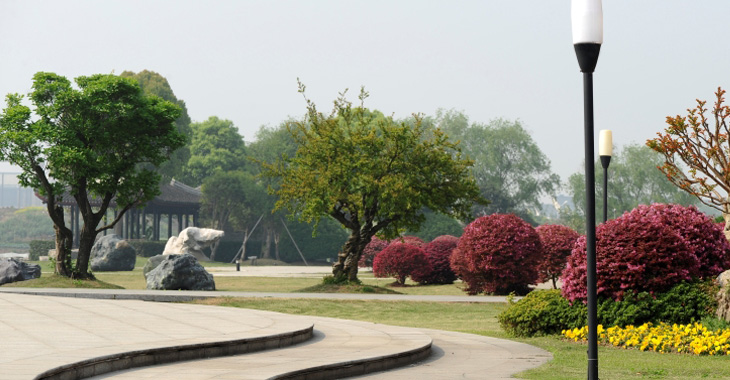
[572,0,603,44]
[599,129,612,156]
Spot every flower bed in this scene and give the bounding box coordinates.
[562,323,730,355]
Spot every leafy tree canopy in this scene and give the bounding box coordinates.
[120,70,191,180]
[0,72,185,277]
[562,143,698,232]
[264,85,483,282]
[427,109,559,224]
[201,170,267,233]
[182,116,248,186]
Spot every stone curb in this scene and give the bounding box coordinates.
[34,325,314,380]
[271,340,432,380]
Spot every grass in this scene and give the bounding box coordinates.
[1,274,123,289]
[296,283,401,294]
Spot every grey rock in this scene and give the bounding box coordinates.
[143,254,167,276]
[145,254,215,291]
[716,270,730,322]
[90,235,136,272]
[0,258,41,285]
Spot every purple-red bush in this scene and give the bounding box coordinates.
[450,214,543,295]
[646,204,730,277]
[391,235,426,248]
[372,242,432,285]
[560,204,728,302]
[358,236,389,268]
[535,225,580,289]
[412,235,459,285]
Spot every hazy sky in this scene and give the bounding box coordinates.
[1,0,729,185]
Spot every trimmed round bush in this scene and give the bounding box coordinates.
[358,236,389,268]
[561,204,703,302]
[450,214,543,295]
[535,225,580,289]
[372,242,432,285]
[411,235,459,285]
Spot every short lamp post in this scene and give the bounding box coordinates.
[599,129,613,223]
[572,0,602,379]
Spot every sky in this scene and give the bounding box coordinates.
[1,0,729,186]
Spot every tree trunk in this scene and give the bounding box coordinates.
[723,212,730,242]
[262,227,272,259]
[210,240,220,261]
[49,203,74,277]
[74,225,98,279]
[332,231,371,283]
[274,232,281,261]
[54,223,74,277]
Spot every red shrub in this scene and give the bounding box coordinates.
[561,204,704,302]
[450,214,543,295]
[372,242,432,285]
[358,236,389,268]
[644,204,730,278]
[412,235,459,285]
[391,235,426,248]
[535,225,580,289]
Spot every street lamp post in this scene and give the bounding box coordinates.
[599,129,613,223]
[572,1,602,379]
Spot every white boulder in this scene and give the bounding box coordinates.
[162,227,224,262]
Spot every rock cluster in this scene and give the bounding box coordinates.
[0,258,41,285]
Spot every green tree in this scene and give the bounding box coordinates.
[428,109,559,224]
[120,70,191,181]
[265,86,482,282]
[407,209,464,241]
[182,116,248,186]
[564,143,698,231]
[0,72,185,278]
[200,170,266,233]
[248,121,301,260]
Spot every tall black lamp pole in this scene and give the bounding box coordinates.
[599,130,613,223]
[572,1,602,379]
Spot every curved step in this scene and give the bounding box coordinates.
[35,326,314,380]
[87,316,433,380]
[0,294,314,380]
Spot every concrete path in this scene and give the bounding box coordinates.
[0,287,512,303]
[0,289,551,379]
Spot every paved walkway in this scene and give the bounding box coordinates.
[0,288,551,379]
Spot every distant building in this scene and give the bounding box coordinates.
[0,173,43,208]
[35,179,201,247]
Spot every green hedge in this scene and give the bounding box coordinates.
[498,281,718,337]
[29,240,55,261]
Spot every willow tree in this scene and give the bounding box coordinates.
[0,72,185,278]
[265,85,483,282]
[647,87,730,239]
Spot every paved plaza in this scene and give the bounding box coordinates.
[0,268,551,379]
